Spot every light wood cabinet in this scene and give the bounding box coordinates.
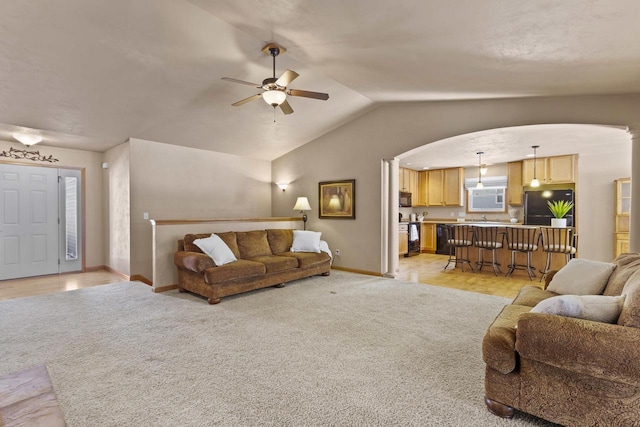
[522,154,577,185]
[399,167,421,206]
[399,224,408,256]
[420,223,436,253]
[427,169,444,205]
[443,168,464,206]
[416,171,428,206]
[614,178,631,258]
[507,161,523,206]
[427,167,463,206]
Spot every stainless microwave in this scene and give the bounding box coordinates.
[399,191,412,207]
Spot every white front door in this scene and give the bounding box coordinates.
[0,164,59,280]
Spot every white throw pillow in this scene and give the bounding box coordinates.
[291,230,322,253]
[193,234,237,266]
[531,294,626,324]
[547,259,617,295]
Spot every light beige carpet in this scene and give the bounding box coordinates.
[0,271,555,426]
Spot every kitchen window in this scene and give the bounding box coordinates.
[467,187,506,212]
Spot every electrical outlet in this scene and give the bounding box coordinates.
[143,212,149,220]
[335,249,341,256]
[450,212,455,217]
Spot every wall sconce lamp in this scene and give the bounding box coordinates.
[530,145,540,187]
[13,131,43,146]
[277,183,289,192]
[476,151,484,189]
[293,196,312,230]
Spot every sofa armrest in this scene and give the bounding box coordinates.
[516,312,640,385]
[174,251,215,273]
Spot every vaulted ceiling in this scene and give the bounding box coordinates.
[1,0,639,161]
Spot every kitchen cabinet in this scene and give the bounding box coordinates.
[399,167,420,206]
[399,223,408,256]
[427,169,444,205]
[416,171,428,206]
[507,161,523,206]
[427,167,463,206]
[522,154,577,185]
[420,223,436,253]
[614,178,631,258]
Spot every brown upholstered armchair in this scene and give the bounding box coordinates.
[483,253,640,426]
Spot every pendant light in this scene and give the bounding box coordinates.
[530,145,540,187]
[476,151,484,189]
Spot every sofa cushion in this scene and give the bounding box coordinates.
[266,229,294,254]
[531,295,626,324]
[279,251,331,268]
[216,232,240,259]
[617,269,640,329]
[203,259,266,284]
[547,259,616,295]
[193,234,237,266]
[604,253,640,296]
[482,304,532,374]
[249,255,298,274]
[512,285,558,307]
[236,230,272,259]
[184,233,211,253]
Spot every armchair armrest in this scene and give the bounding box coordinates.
[516,312,640,385]
[174,251,215,273]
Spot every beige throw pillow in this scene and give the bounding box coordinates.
[531,295,626,324]
[547,259,616,295]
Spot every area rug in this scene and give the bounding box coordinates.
[0,272,554,426]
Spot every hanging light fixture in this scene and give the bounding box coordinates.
[530,145,540,187]
[476,151,484,188]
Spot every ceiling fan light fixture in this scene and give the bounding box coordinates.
[13,131,43,146]
[263,90,286,106]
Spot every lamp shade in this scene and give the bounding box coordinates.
[263,90,286,106]
[293,196,311,211]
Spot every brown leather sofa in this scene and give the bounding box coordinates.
[483,253,640,426]
[174,229,331,304]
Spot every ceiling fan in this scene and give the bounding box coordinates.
[222,43,329,115]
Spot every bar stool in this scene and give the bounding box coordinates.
[505,227,539,280]
[539,226,578,281]
[444,224,475,272]
[473,226,505,276]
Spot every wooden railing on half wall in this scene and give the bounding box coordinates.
[149,217,303,292]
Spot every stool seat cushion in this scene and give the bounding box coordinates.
[448,239,473,246]
[509,243,538,251]
[476,241,503,249]
[543,244,577,254]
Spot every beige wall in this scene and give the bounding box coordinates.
[127,138,272,281]
[0,140,104,268]
[272,94,640,273]
[104,142,131,275]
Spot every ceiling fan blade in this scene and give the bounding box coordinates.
[275,69,299,87]
[279,100,294,115]
[232,93,262,106]
[287,89,329,101]
[222,77,261,87]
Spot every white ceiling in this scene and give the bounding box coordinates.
[0,0,639,161]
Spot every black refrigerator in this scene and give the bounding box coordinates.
[524,189,574,226]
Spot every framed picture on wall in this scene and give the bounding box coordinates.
[319,179,356,219]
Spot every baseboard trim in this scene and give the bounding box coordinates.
[130,275,152,286]
[331,266,383,277]
[153,284,178,293]
[102,266,130,281]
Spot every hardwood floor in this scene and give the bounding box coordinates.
[397,253,541,299]
[0,256,537,303]
[0,270,126,302]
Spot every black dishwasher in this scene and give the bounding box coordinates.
[436,224,452,255]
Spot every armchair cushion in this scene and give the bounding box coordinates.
[618,270,640,329]
[547,259,616,295]
[531,294,625,324]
